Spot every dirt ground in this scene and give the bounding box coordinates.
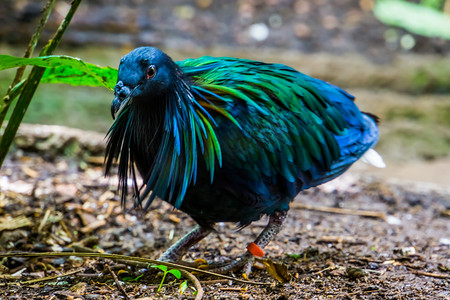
[0,125,449,299]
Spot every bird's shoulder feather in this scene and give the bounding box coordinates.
[178,56,377,189]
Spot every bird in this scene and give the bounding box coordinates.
[105,46,384,276]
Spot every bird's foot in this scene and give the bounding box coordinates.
[196,252,255,278]
[198,211,287,278]
[195,252,269,279]
[158,211,287,279]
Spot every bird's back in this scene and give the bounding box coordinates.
[175,57,379,226]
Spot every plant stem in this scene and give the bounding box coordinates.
[158,271,168,292]
[0,0,83,167]
[0,0,57,128]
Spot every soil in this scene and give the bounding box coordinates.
[0,125,449,299]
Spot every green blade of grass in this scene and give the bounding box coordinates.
[0,0,83,167]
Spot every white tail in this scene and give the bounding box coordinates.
[361,149,386,168]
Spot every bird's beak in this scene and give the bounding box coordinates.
[111,81,133,119]
[111,96,121,120]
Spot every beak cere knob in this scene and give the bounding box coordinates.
[111,81,132,119]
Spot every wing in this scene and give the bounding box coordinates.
[178,57,379,190]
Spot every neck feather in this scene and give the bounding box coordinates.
[105,76,222,211]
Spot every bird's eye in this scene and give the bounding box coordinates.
[146,65,157,79]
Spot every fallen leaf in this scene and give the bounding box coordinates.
[346,267,367,279]
[55,184,78,198]
[169,214,181,223]
[80,219,107,233]
[21,166,40,178]
[69,282,87,293]
[258,258,291,283]
[0,215,33,232]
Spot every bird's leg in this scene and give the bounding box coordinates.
[206,210,287,276]
[159,225,212,264]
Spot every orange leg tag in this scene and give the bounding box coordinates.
[246,242,264,257]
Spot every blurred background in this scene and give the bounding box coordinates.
[1,0,449,186]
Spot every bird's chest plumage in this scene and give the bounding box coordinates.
[131,116,163,181]
[129,104,301,226]
[177,120,297,226]
[178,163,292,227]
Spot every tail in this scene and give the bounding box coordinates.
[360,113,385,168]
[361,148,386,168]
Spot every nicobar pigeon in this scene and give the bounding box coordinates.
[105,47,384,276]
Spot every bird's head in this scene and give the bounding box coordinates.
[111,47,181,119]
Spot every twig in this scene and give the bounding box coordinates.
[317,235,366,245]
[411,270,450,279]
[0,275,20,281]
[105,264,130,300]
[200,279,230,284]
[0,268,83,286]
[310,265,338,276]
[180,269,204,300]
[291,203,386,220]
[38,209,51,233]
[220,287,248,292]
[0,252,272,286]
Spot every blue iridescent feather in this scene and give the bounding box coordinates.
[105,47,380,227]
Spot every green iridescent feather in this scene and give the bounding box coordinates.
[106,49,378,218]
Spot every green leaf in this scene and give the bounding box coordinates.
[179,280,188,295]
[374,0,450,39]
[168,269,181,279]
[151,264,168,272]
[0,55,118,90]
[122,274,144,282]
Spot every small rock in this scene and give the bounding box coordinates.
[439,238,450,246]
[368,262,379,269]
[393,246,416,256]
[346,267,367,279]
[386,215,402,225]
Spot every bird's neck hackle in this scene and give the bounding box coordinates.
[106,70,222,212]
